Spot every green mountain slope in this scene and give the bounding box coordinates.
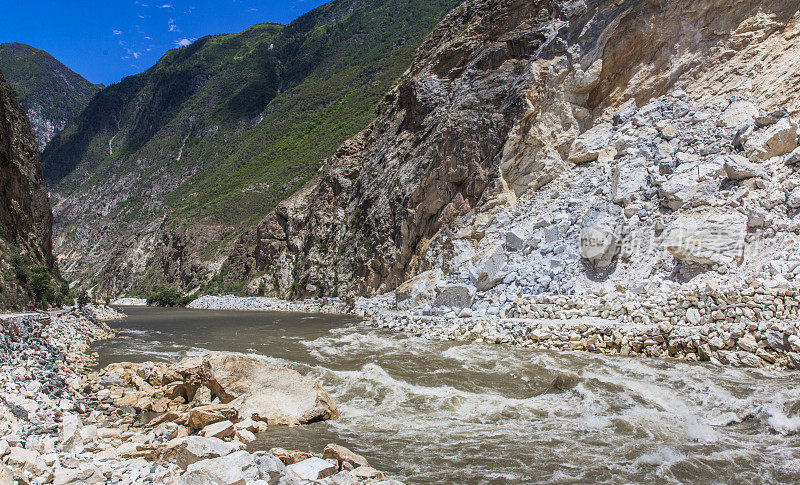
[0,43,102,150]
[42,0,461,295]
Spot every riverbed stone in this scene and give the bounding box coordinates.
[322,444,370,469]
[270,448,314,466]
[287,457,337,480]
[352,466,386,481]
[183,353,339,426]
[160,436,242,469]
[179,450,259,485]
[188,404,238,430]
[199,420,235,439]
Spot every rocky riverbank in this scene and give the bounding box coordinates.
[186,283,800,371]
[0,306,402,484]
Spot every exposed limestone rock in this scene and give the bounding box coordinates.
[580,205,622,271]
[664,212,747,265]
[469,246,508,291]
[198,353,338,426]
[568,123,614,164]
[719,99,759,129]
[612,158,647,206]
[159,436,242,470]
[433,284,475,309]
[396,269,444,311]
[322,444,370,469]
[744,116,799,161]
[287,457,338,481]
[723,154,766,180]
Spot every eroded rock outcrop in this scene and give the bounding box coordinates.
[0,68,54,308]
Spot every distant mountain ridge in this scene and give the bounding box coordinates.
[0,43,102,150]
[41,0,461,296]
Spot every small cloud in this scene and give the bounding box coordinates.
[174,38,195,47]
[158,3,173,7]
[113,29,123,35]
[168,18,179,32]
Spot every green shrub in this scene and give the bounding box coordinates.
[30,266,55,308]
[77,290,91,308]
[146,287,196,307]
[11,254,29,285]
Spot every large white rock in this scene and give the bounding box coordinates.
[286,457,338,480]
[612,157,646,205]
[469,245,508,291]
[568,122,613,164]
[178,451,261,485]
[744,117,798,161]
[722,154,766,180]
[579,205,622,271]
[719,100,759,129]
[395,269,444,310]
[160,436,242,469]
[660,159,724,210]
[433,284,475,309]
[176,353,339,426]
[663,211,747,265]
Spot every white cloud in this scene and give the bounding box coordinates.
[168,18,178,32]
[113,29,123,35]
[174,38,195,47]
[158,4,173,7]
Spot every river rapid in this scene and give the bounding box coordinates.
[91,306,800,484]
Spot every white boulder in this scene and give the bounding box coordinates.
[744,116,798,161]
[663,211,747,266]
[568,122,613,163]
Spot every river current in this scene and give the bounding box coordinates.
[92,306,800,484]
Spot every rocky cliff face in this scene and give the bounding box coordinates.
[0,69,55,308]
[223,0,800,298]
[0,43,102,150]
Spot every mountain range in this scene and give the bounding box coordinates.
[0,42,102,150]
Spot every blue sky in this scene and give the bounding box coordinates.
[0,0,329,85]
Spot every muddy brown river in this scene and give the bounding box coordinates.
[92,306,800,484]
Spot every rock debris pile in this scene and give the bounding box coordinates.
[0,308,401,484]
